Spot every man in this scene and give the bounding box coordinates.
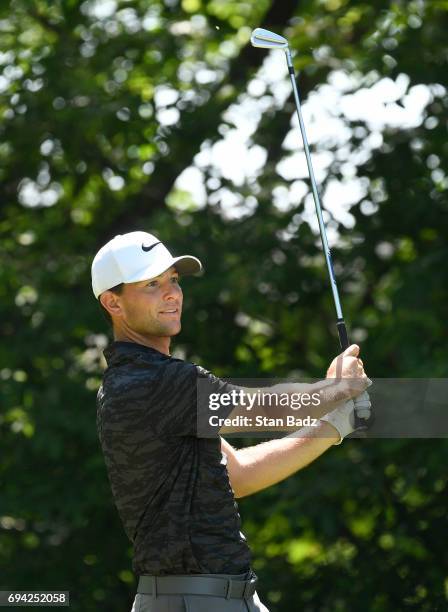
[92,231,371,612]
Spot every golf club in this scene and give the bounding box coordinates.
[251,28,371,428]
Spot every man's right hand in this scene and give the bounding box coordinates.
[326,344,371,400]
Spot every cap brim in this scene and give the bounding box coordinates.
[172,255,203,276]
[126,255,202,284]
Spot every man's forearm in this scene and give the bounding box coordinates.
[221,380,353,434]
[234,421,339,498]
[261,379,351,421]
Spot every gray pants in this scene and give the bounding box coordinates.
[130,572,270,612]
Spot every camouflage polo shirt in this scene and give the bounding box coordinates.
[96,341,252,576]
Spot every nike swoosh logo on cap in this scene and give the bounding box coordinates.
[141,241,161,253]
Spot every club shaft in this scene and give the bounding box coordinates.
[285,49,349,348]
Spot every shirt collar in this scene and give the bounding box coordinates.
[103,341,166,366]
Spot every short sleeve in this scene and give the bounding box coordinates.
[148,360,241,437]
[99,355,241,439]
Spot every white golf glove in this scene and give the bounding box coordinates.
[321,392,372,445]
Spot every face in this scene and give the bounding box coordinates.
[110,266,183,338]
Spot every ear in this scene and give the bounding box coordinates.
[100,290,123,319]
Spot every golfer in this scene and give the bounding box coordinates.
[92,231,371,612]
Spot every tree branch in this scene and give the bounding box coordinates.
[94,0,302,246]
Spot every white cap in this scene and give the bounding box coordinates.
[91,231,202,299]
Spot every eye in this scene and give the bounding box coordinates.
[171,276,180,284]
[147,280,158,287]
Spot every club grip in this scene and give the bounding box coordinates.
[354,391,373,432]
[336,319,349,351]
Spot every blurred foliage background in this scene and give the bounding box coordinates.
[1,0,447,610]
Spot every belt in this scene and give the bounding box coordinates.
[137,572,258,600]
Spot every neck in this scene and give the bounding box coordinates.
[113,328,171,356]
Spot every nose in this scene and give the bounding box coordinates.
[163,281,181,301]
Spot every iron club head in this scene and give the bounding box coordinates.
[250,28,288,50]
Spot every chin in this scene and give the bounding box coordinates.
[170,323,182,336]
[158,322,181,337]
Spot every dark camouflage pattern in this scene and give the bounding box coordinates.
[96,341,252,576]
